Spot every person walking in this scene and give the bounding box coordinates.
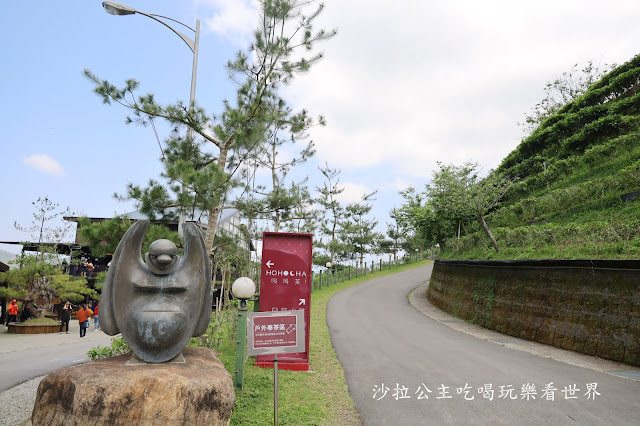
[80,259,87,277]
[93,303,100,331]
[5,299,18,327]
[77,304,93,338]
[59,301,72,334]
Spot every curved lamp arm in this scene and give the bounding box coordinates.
[102,1,200,238]
[102,1,197,53]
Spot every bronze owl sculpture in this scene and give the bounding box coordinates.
[100,220,212,363]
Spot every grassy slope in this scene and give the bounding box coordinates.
[440,54,640,260]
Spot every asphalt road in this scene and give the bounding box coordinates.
[0,323,112,392]
[327,263,640,425]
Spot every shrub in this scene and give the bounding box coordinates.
[87,336,130,361]
[188,306,239,353]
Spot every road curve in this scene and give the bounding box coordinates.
[0,320,113,393]
[0,338,112,393]
[327,263,640,425]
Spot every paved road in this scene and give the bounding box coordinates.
[327,264,640,425]
[0,321,113,392]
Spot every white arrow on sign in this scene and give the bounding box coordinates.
[299,299,306,306]
[266,260,274,268]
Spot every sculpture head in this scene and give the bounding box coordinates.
[100,221,212,363]
[145,239,179,274]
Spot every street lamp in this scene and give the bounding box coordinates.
[325,262,332,286]
[102,2,199,104]
[232,277,256,308]
[231,277,256,389]
[102,1,200,236]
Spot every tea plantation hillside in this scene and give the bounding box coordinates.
[440,54,640,260]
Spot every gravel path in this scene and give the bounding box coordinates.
[0,376,43,426]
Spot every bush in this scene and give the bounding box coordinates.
[188,306,239,353]
[87,307,242,361]
[87,336,130,361]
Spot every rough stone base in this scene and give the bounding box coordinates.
[31,347,235,425]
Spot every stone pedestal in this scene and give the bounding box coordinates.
[31,347,235,425]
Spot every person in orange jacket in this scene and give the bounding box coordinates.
[5,299,19,327]
[77,304,93,338]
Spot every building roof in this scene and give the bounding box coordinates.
[0,241,91,257]
[64,208,240,229]
[2,208,250,258]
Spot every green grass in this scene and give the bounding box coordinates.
[219,258,433,425]
[441,154,640,260]
[16,317,60,326]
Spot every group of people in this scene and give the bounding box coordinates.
[4,298,100,339]
[65,258,107,277]
[59,300,100,338]
[59,257,112,277]
[80,259,95,277]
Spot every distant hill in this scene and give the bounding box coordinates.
[0,249,18,266]
[441,54,640,260]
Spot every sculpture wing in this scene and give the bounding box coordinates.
[100,220,149,335]
[177,222,212,336]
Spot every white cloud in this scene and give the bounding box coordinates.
[280,0,640,183]
[23,154,65,177]
[378,177,414,192]
[336,182,376,204]
[200,0,259,46]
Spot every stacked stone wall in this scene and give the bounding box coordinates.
[427,259,640,366]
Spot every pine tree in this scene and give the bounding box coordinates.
[85,1,336,256]
[339,193,381,269]
[315,163,346,264]
[378,208,406,263]
[238,119,317,232]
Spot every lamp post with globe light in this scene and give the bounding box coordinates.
[231,277,256,389]
[101,1,200,237]
[326,262,332,287]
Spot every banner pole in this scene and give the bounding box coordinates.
[274,353,279,426]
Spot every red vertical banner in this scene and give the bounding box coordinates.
[255,232,313,371]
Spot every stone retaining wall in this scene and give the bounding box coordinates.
[427,259,640,366]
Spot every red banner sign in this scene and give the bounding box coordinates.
[256,232,313,370]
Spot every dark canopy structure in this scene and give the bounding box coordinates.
[0,241,92,257]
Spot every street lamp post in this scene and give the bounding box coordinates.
[102,1,200,236]
[231,277,256,389]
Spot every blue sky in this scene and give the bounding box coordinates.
[2,0,640,257]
